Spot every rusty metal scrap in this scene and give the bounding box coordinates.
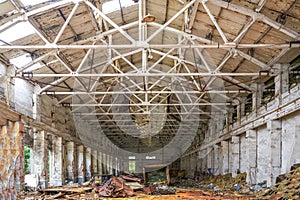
[98,177,134,197]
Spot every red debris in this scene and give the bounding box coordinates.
[98,177,134,197]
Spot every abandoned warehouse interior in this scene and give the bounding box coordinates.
[0,0,300,199]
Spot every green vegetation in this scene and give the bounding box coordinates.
[24,146,30,174]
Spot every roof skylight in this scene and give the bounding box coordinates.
[0,22,35,45]
[102,0,136,14]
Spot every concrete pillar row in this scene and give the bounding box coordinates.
[49,136,63,186]
[33,130,48,188]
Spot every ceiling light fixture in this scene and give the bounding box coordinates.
[142,14,156,23]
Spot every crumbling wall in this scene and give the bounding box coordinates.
[14,78,35,117]
[183,83,300,186]
[0,121,24,200]
[0,64,38,118]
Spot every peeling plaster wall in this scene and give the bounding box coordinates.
[0,64,38,118]
[37,95,76,135]
[1,64,75,135]
[281,111,300,174]
[256,125,269,184]
[239,134,247,173]
[0,121,24,200]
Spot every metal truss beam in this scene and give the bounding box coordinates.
[19,72,272,78]
[201,0,228,43]
[69,103,231,107]
[74,111,223,116]
[85,1,136,43]
[2,43,298,50]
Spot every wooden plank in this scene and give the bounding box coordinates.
[0,1,15,14]
[264,0,295,13]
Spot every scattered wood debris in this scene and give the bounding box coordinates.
[18,164,300,199]
[98,176,134,197]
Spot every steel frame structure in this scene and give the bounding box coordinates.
[1,0,299,140]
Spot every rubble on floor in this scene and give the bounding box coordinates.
[256,164,300,200]
[18,164,300,199]
[18,174,177,199]
[98,177,134,197]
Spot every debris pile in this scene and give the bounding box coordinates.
[257,164,300,200]
[18,174,175,199]
[98,176,134,197]
[198,173,247,191]
[18,165,300,199]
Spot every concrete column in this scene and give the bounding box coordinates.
[66,141,77,182]
[114,157,118,176]
[237,104,241,125]
[220,140,229,174]
[102,153,107,174]
[111,155,115,175]
[268,120,282,185]
[274,64,289,103]
[252,83,263,111]
[33,130,48,188]
[207,147,213,173]
[240,98,246,117]
[97,152,103,175]
[231,136,240,177]
[199,149,207,173]
[50,136,63,186]
[122,159,128,173]
[213,144,220,175]
[116,157,120,176]
[77,145,85,183]
[109,155,113,174]
[225,113,230,131]
[240,135,247,173]
[29,146,35,174]
[106,154,110,174]
[92,150,98,176]
[246,129,257,184]
[85,147,92,180]
[257,126,271,185]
